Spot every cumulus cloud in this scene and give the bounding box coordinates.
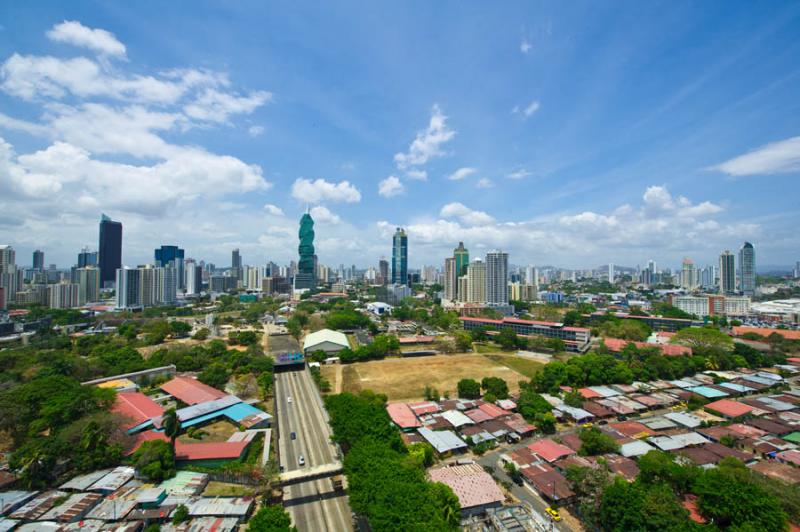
[291,177,361,204]
[248,125,264,137]
[440,202,495,226]
[476,178,493,188]
[378,175,404,198]
[394,104,455,170]
[47,20,127,58]
[405,168,427,181]
[513,99,540,118]
[520,39,532,54]
[263,204,284,216]
[712,136,800,176]
[506,168,531,180]
[447,167,476,181]
[309,205,341,224]
[184,88,272,123]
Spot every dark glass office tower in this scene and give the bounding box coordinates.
[294,212,317,290]
[98,214,122,287]
[391,227,408,285]
[32,250,44,271]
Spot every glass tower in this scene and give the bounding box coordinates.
[294,212,317,290]
[98,214,122,287]
[391,227,408,285]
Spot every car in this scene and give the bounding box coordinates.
[598,420,608,425]
[545,507,561,521]
[298,455,305,466]
[287,396,292,403]
[581,422,593,429]
[290,432,296,440]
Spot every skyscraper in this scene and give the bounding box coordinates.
[681,258,698,290]
[185,259,202,295]
[231,248,242,282]
[294,212,317,290]
[608,263,615,283]
[155,245,185,290]
[116,267,141,309]
[444,257,457,302]
[98,214,122,287]
[466,259,486,303]
[78,247,98,268]
[32,250,44,271]
[391,227,408,285]
[739,242,756,296]
[454,242,469,277]
[486,250,509,305]
[719,250,736,295]
[378,259,389,285]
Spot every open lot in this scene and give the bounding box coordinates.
[177,420,237,443]
[321,353,534,401]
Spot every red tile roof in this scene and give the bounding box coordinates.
[175,441,249,461]
[705,399,754,418]
[386,403,422,429]
[478,403,511,419]
[113,392,165,430]
[528,438,576,463]
[733,327,800,341]
[465,409,493,424]
[603,338,692,357]
[609,421,656,439]
[408,401,440,415]
[160,376,227,405]
[578,388,603,399]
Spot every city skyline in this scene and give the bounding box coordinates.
[1,4,800,268]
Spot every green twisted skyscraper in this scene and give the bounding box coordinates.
[294,211,317,290]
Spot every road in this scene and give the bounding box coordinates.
[274,368,353,532]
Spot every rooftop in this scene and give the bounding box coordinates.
[302,328,349,350]
[527,438,575,463]
[418,427,467,454]
[428,464,504,510]
[161,376,227,405]
[386,403,422,429]
[705,399,754,418]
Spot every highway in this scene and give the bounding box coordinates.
[274,367,353,532]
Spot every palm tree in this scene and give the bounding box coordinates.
[162,408,182,465]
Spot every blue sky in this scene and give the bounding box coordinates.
[1,1,799,270]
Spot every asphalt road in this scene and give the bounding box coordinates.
[275,368,353,532]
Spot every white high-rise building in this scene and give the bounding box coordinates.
[75,267,100,305]
[466,260,487,303]
[486,251,508,305]
[48,282,79,309]
[116,267,141,309]
[608,263,615,283]
[185,260,201,295]
[681,258,698,290]
[444,258,457,302]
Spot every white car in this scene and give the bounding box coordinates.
[287,396,292,404]
[298,455,305,466]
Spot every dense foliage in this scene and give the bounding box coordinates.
[325,391,460,531]
[338,334,400,363]
[248,505,297,531]
[457,378,481,399]
[577,427,619,456]
[133,439,176,482]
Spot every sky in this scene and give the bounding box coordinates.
[1,1,799,271]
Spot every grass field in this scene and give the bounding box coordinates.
[484,354,544,379]
[203,481,256,497]
[322,353,532,401]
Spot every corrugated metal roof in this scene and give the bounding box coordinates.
[184,496,254,517]
[441,410,474,428]
[418,427,467,454]
[303,329,349,351]
[161,376,227,405]
[665,411,703,428]
[688,386,728,399]
[60,470,112,491]
[88,466,134,493]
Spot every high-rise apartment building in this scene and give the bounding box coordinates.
[48,282,79,309]
[739,242,756,296]
[378,259,389,285]
[466,259,487,303]
[78,247,98,268]
[444,257,457,302]
[98,214,122,287]
[32,250,44,271]
[391,227,408,285]
[116,267,141,309]
[155,245,186,290]
[680,258,698,290]
[185,260,202,295]
[608,263,615,283]
[75,267,100,305]
[719,250,736,295]
[486,250,509,305]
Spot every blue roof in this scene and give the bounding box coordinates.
[718,382,755,393]
[688,386,728,398]
[221,403,269,422]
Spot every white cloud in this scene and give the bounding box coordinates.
[394,104,456,170]
[513,99,540,118]
[248,125,264,137]
[309,205,341,224]
[263,204,284,216]
[713,136,800,176]
[378,175,404,198]
[0,112,49,136]
[440,202,495,226]
[506,168,530,180]
[520,39,532,54]
[405,168,427,180]
[291,177,361,204]
[447,167,477,181]
[47,20,127,58]
[476,178,493,188]
[184,88,272,123]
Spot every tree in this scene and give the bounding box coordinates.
[496,328,520,350]
[672,327,733,355]
[534,412,556,434]
[162,408,182,462]
[563,389,584,408]
[453,331,473,352]
[248,505,297,532]
[599,319,652,341]
[133,440,175,482]
[457,378,481,399]
[481,377,509,399]
[198,363,229,390]
[171,504,190,525]
[192,327,210,341]
[578,427,619,456]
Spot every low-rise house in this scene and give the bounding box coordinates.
[428,464,504,517]
[386,403,422,431]
[527,439,575,463]
[160,376,227,406]
[704,399,754,419]
[39,492,103,523]
[520,463,575,503]
[418,427,468,455]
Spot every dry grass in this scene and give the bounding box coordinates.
[177,420,237,444]
[484,354,544,379]
[203,481,256,497]
[337,354,530,401]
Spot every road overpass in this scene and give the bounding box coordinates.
[274,367,353,531]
